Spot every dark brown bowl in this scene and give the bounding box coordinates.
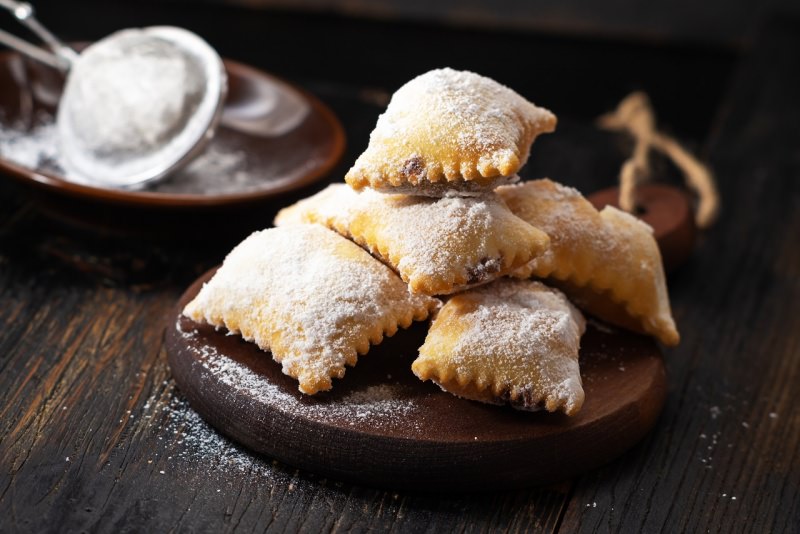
[0,49,345,236]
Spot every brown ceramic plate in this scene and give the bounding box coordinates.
[166,269,668,492]
[0,49,345,232]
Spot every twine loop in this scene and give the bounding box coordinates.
[598,92,719,228]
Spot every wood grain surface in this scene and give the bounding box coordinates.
[0,3,797,533]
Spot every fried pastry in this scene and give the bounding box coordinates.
[496,179,679,346]
[412,279,586,415]
[345,68,557,196]
[274,184,550,295]
[183,225,439,395]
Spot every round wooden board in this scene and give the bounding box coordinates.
[166,271,667,492]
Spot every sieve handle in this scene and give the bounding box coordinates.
[0,1,77,69]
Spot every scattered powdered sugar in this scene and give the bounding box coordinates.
[154,388,292,480]
[340,385,419,421]
[0,118,62,172]
[0,115,281,195]
[176,317,422,430]
[203,343,418,425]
[150,141,249,194]
[139,379,401,490]
[130,315,422,479]
[697,430,722,470]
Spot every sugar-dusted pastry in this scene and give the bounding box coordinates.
[412,279,586,415]
[183,225,439,395]
[496,179,679,346]
[274,184,550,295]
[345,68,557,196]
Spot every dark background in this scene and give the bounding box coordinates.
[153,0,799,45]
[1,1,798,533]
[2,0,743,140]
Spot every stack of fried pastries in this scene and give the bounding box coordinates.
[184,68,679,416]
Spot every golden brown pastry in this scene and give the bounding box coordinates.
[274,184,550,295]
[496,179,679,346]
[345,68,557,196]
[183,225,439,395]
[412,279,586,415]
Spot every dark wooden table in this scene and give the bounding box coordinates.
[1,2,798,532]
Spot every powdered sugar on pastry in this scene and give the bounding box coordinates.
[412,279,586,415]
[274,184,550,295]
[345,68,556,195]
[183,225,439,394]
[497,178,679,346]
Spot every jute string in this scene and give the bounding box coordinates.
[597,92,719,229]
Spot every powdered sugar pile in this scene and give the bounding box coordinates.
[0,118,61,172]
[56,27,226,187]
[61,31,205,160]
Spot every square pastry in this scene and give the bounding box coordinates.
[497,179,679,346]
[345,68,556,196]
[183,225,439,394]
[275,184,550,296]
[412,279,586,415]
